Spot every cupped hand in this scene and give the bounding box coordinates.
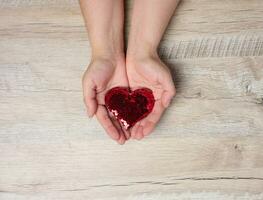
[126,56,176,140]
[82,56,130,144]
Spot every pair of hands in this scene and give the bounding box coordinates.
[82,54,176,144]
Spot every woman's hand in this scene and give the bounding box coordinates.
[126,55,176,140]
[82,56,130,144]
[79,0,128,144]
[125,0,179,140]
[79,0,179,143]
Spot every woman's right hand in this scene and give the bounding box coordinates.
[82,56,130,144]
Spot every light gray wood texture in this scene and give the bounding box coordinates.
[0,0,262,199]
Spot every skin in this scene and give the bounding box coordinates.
[80,0,130,144]
[126,0,179,140]
[80,0,179,143]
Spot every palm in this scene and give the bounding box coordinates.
[82,58,130,144]
[86,59,128,104]
[126,57,175,139]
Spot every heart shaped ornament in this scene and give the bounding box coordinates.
[105,87,155,129]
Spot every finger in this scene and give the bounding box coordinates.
[141,121,155,136]
[82,76,97,117]
[110,115,127,144]
[96,105,120,141]
[117,132,126,145]
[108,111,131,141]
[140,100,165,136]
[162,90,175,108]
[135,126,144,140]
[131,122,140,139]
[159,70,176,108]
[122,127,131,140]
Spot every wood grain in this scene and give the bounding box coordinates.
[0,137,263,199]
[160,34,263,59]
[0,0,263,199]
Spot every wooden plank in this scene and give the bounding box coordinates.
[0,0,77,8]
[1,0,263,59]
[1,55,262,101]
[0,89,263,138]
[1,192,263,200]
[0,0,263,199]
[160,35,263,59]
[1,56,263,138]
[0,136,263,199]
[165,0,263,37]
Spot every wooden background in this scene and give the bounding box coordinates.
[0,0,263,199]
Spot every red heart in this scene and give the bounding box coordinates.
[105,87,155,129]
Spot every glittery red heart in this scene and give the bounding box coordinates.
[105,87,155,129]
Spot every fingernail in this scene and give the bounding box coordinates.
[87,111,93,118]
[118,140,125,145]
[86,110,91,117]
[126,134,131,140]
[86,106,93,117]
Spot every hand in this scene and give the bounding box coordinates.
[126,55,176,140]
[82,56,130,144]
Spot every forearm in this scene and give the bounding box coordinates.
[127,0,180,58]
[79,0,124,58]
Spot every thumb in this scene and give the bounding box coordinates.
[160,71,176,108]
[82,77,98,117]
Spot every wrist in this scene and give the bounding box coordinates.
[91,51,125,69]
[92,51,125,61]
[90,36,125,62]
[126,43,159,63]
[89,29,125,62]
[91,44,124,61]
